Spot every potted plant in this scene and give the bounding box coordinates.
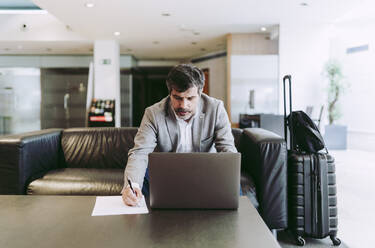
[323,59,349,150]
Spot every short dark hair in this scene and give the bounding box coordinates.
[166,64,205,94]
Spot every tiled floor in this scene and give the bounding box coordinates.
[330,150,375,248]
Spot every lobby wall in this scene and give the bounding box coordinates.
[193,55,227,108]
[227,33,279,124]
[278,20,331,126]
[330,22,375,151]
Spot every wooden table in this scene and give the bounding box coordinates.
[0,196,280,248]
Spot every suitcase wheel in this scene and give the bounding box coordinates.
[330,235,341,246]
[296,236,306,246]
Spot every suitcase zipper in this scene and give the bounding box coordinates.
[311,155,318,235]
[316,155,322,237]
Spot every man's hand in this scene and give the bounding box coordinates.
[122,186,143,206]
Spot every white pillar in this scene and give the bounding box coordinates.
[94,40,121,127]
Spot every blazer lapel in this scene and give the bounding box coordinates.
[192,98,204,152]
[165,98,179,151]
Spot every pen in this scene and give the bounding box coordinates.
[128,179,141,207]
[127,179,136,195]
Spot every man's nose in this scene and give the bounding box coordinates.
[180,99,188,109]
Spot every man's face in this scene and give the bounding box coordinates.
[170,86,200,121]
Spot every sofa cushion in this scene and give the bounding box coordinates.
[61,127,138,169]
[27,167,259,207]
[27,168,124,195]
[231,128,243,152]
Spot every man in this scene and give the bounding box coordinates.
[122,64,237,206]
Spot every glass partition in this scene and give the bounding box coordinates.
[0,68,41,135]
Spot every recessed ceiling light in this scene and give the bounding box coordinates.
[161,12,171,17]
[114,31,120,36]
[85,2,95,8]
[300,2,308,6]
[153,41,159,45]
[260,27,267,32]
[191,42,197,45]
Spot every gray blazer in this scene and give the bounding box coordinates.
[124,93,237,188]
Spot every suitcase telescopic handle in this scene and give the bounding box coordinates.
[283,75,294,150]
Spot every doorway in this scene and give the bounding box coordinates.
[131,67,171,127]
[41,68,88,129]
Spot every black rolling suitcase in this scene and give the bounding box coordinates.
[283,75,341,246]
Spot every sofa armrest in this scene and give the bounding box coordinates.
[241,128,287,230]
[0,129,64,194]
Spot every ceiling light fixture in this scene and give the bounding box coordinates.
[153,41,159,45]
[114,31,120,36]
[161,12,171,17]
[260,27,267,32]
[17,45,23,50]
[300,2,308,6]
[193,32,200,36]
[85,2,95,8]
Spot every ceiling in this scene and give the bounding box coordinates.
[0,0,372,59]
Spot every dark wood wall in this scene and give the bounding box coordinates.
[131,67,171,127]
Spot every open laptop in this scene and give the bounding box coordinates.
[149,152,241,209]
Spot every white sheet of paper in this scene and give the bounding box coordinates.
[92,196,149,216]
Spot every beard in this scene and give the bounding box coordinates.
[175,108,194,120]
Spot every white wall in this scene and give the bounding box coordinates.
[228,33,279,124]
[231,55,279,123]
[278,19,375,151]
[193,56,227,107]
[330,21,375,151]
[137,60,180,67]
[279,21,332,125]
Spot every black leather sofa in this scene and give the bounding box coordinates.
[0,127,287,230]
